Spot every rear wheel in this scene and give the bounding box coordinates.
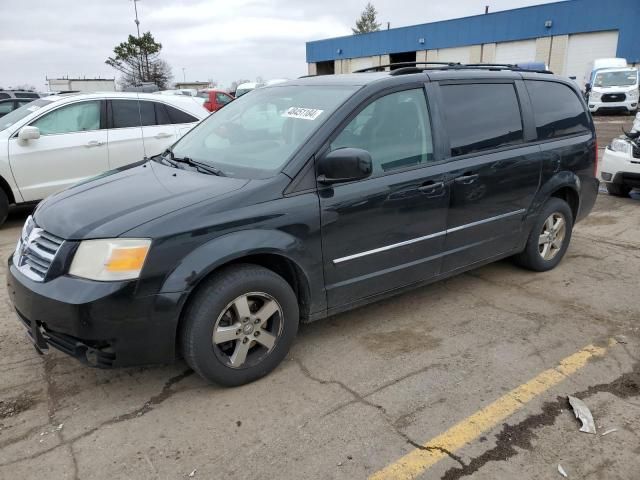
[606,183,632,197]
[180,264,299,386]
[514,197,573,272]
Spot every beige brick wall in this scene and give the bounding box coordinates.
[549,35,568,75]
[481,43,496,63]
[381,54,391,71]
[469,45,482,64]
[426,50,439,62]
[308,63,317,76]
[535,37,552,65]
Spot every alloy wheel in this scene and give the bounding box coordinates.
[212,292,283,369]
[538,212,566,261]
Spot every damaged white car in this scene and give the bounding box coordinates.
[600,112,640,197]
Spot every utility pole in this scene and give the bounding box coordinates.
[132,0,141,38]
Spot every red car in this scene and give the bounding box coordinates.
[198,90,234,112]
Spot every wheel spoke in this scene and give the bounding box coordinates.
[213,324,240,344]
[255,330,277,349]
[540,242,551,260]
[232,296,251,320]
[539,233,550,245]
[255,299,279,324]
[545,217,554,232]
[552,216,565,233]
[229,340,251,367]
[552,238,563,249]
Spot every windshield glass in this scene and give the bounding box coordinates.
[594,70,638,87]
[0,98,55,131]
[171,85,358,178]
[235,88,252,97]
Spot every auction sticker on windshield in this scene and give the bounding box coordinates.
[282,107,324,121]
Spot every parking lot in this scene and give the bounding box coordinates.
[1,115,639,479]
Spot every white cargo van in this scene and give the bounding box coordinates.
[583,58,628,89]
[586,67,639,114]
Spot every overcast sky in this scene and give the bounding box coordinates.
[1,0,562,91]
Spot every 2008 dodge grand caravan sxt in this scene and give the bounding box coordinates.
[8,66,599,386]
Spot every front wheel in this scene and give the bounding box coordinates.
[180,264,299,386]
[514,198,573,272]
[606,183,632,197]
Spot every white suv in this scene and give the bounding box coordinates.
[0,92,208,224]
[600,113,640,197]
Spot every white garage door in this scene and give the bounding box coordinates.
[565,31,619,80]
[495,40,537,65]
[349,56,374,73]
[436,46,471,64]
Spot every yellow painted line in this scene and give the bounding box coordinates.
[370,343,607,480]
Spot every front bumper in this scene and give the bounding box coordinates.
[7,258,183,367]
[588,99,637,113]
[601,147,640,187]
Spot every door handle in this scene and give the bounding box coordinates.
[154,132,173,139]
[85,140,105,147]
[418,181,445,195]
[454,173,479,185]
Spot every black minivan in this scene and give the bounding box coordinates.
[8,65,599,386]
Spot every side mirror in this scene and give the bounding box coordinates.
[585,83,591,91]
[317,148,372,184]
[18,126,40,141]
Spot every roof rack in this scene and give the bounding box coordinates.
[353,62,460,73]
[353,61,553,75]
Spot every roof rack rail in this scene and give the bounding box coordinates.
[353,62,460,73]
[353,61,553,75]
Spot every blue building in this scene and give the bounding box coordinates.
[306,0,640,82]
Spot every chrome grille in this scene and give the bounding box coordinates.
[14,216,64,282]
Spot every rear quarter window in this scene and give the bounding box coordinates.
[525,80,590,140]
[166,105,198,124]
[440,83,524,157]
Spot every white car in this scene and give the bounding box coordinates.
[0,92,208,224]
[600,113,640,197]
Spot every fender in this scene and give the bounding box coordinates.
[159,228,326,314]
[518,170,581,249]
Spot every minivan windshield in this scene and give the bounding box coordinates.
[594,70,638,87]
[171,84,358,178]
[0,98,55,131]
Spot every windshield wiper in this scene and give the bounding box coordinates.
[172,154,225,176]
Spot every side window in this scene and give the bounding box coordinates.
[526,81,590,140]
[32,101,101,135]
[331,88,433,175]
[110,100,141,128]
[216,93,232,105]
[138,101,157,127]
[440,83,523,157]
[155,102,172,125]
[165,105,198,124]
[15,92,39,99]
[0,101,14,115]
[0,93,10,100]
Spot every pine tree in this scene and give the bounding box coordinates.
[352,2,382,35]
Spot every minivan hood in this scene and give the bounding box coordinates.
[34,160,249,239]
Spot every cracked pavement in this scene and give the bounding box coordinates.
[1,116,639,479]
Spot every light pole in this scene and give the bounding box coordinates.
[132,0,141,38]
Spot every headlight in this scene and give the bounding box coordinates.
[628,89,639,99]
[610,138,632,156]
[590,91,601,100]
[69,239,151,281]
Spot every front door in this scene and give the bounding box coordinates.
[436,81,542,272]
[319,87,450,308]
[8,100,109,201]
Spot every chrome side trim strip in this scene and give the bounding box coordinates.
[445,209,526,233]
[333,231,446,264]
[332,209,526,264]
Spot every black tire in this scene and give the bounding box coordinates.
[606,183,632,197]
[0,189,8,226]
[180,264,299,386]
[514,198,573,272]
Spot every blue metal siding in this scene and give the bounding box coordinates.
[306,0,640,64]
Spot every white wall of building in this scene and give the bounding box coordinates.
[494,39,537,64]
[48,78,116,92]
